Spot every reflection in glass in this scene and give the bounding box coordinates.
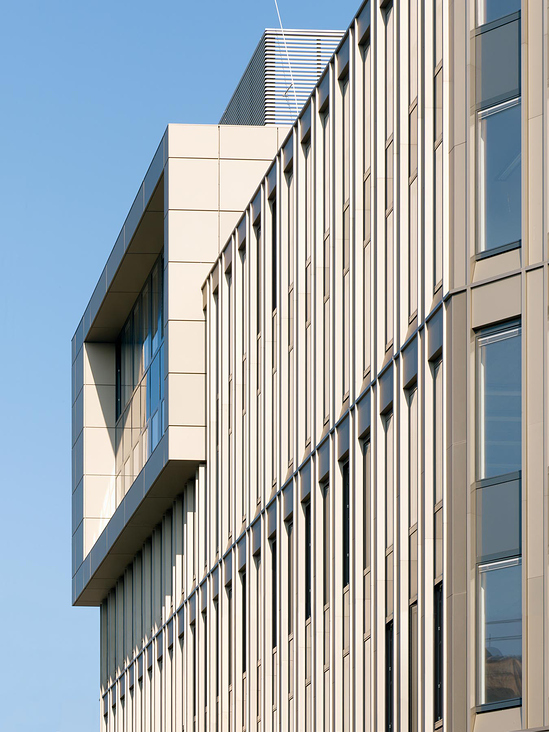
[115,256,165,499]
[478,100,521,253]
[478,558,522,705]
[478,0,520,26]
[476,477,521,562]
[477,325,521,479]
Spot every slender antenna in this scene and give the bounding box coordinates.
[273,0,299,116]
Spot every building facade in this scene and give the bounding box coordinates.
[72,1,549,731]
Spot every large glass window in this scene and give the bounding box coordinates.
[477,324,521,479]
[478,100,521,254]
[478,558,522,705]
[476,323,522,709]
[115,256,165,497]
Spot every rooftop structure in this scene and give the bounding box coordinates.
[219,28,344,125]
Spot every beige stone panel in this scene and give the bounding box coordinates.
[473,248,522,283]
[471,275,521,329]
[167,157,219,212]
[449,0,467,149]
[472,705,522,732]
[527,0,544,121]
[84,517,109,558]
[446,590,468,732]
[84,342,115,387]
[166,261,211,322]
[83,384,116,429]
[166,210,218,264]
[166,373,206,427]
[276,126,292,147]
[84,474,116,521]
[219,159,272,212]
[167,124,218,160]
[449,143,468,291]
[526,574,544,727]
[527,115,544,265]
[83,426,115,476]
[166,320,205,375]
[219,125,278,161]
[525,267,545,726]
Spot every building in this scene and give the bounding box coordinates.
[71,1,549,731]
[219,29,343,126]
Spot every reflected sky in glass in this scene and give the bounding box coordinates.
[478,328,521,479]
[478,0,520,25]
[479,101,521,252]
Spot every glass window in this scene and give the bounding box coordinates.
[386,212,394,345]
[271,538,277,648]
[287,520,293,635]
[478,99,521,253]
[409,387,418,526]
[385,413,394,548]
[115,256,165,494]
[323,481,330,605]
[478,558,522,705]
[386,621,394,732]
[476,476,521,562]
[363,441,371,571]
[305,502,312,620]
[475,19,520,109]
[342,463,350,588]
[478,0,520,26]
[477,325,521,479]
[241,569,247,673]
[271,200,277,312]
[434,361,443,503]
[434,582,443,721]
[409,603,418,732]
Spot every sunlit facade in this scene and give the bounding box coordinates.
[72,2,549,731]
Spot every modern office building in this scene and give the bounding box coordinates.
[72,1,549,731]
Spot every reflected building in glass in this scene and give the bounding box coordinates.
[72,2,549,731]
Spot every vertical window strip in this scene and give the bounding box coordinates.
[287,171,294,465]
[342,77,351,397]
[363,42,372,377]
[304,144,312,445]
[322,111,331,423]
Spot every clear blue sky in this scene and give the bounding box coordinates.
[0,1,359,729]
